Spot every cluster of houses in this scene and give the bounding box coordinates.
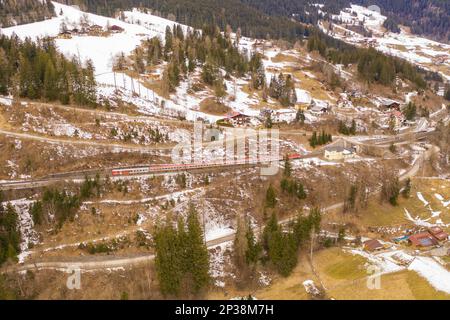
[364,227,449,252]
[58,22,124,39]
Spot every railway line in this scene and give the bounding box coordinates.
[0,153,308,190]
[0,127,434,191]
[0,139,437,273]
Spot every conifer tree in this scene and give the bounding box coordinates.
[265,184,277,208]
[186,204,210,294]
[154,222,183,297]
[402,178,411,199]
[164,26,173,60]
[245,223,261,266]
[283,155,292,178]
[214,77,226,103]
[0,204,21,266]
[233,215,248,271]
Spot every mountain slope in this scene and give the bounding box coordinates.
[55,0,309,40]
[354,0,449,42]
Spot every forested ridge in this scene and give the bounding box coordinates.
[56,0,309,40]
[54,0,437,88]
[55,0,449,42]
[0,0,55,27]
[355,0,450,42]
[307,31,428,88]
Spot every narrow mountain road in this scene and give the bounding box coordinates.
[0,128,176,152]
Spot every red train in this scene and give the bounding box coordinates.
[111,153,302,176]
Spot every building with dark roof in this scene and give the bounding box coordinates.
[408,232,439,248]
[363,239,384,252]
[428,227,449,242]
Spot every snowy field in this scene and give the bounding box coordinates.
[352,247,450,294]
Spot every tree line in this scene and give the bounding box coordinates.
[234,208,321,281]
[355,0,449,42]
[30,175,102,230]
[153,204,209,297]
[0,35,97,106]
[233,158,316,280]
[309,130,333,148]
[128,23,268,101]
[307,32,427,89]
[0,0,55,28]
[0,193,20,266]
[57,0,310,41]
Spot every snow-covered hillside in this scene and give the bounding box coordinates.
[321,5,450,82]
[2,2,188,75]
[1,2,212,121]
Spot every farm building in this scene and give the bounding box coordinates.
[109,25,125,33]
[408,232,439,248]
[221,111,251,127]
[324,146,355,161]
[363,239,384,252]
[378,98,401,111]
[428,227,449,243]
[308,99,330,116]
[272,109,297,123]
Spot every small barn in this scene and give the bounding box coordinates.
[363,239,384,252]
[308,99,330,116]
[382,101,401,111]
[428,227,449,243]
[222,111,251,127]
[109,25,125,33]
[408,232,438,248]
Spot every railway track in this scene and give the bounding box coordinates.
[0,153,309,190]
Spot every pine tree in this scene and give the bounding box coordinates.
[265,184,277,208]
[309,131,317,148]
[30,201,44,226]
[164,26,173,60]
[0,204,21,265]
[293,213,312,246]
[344,185,358,213]
[245,224,261,266]
[262,212,278,252]
[233,215,248,271]
[0,48,10,95]
[264,114,273,129]
[283,155,292,178]
[214,77,226,103]
[43,59,57,101]
[277,233,298,276]
[350,119,357,135]
[154,222,183,297]
[309,207,321,234]
[402,178,411,198]
[201,59,218,86]
[186,204,210,294]
[262,212,298,277]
